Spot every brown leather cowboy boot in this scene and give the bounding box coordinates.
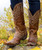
[4,3,27,47]
[27,10,41,46]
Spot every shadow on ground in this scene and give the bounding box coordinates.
[2,45,42,50]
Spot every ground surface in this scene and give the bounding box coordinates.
[2,45,42,50]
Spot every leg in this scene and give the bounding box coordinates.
[10,0,23,10]
[4,0,27,47]
[27,0,41,46]
[28,0,40,15]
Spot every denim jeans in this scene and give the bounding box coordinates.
[10,0,40,15]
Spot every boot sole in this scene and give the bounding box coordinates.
[21,33,27,40]
[22,35,27,40]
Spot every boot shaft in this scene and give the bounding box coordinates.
[10,3,27,39]
[29,10,41,30]
[12,3,26,31]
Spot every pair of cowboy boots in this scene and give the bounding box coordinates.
[4,3,40,47]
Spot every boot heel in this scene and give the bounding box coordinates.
[22,35,27,40]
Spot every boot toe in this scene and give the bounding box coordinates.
[4,41,17,48]
[27,42,37,46]
[4,41,14,45]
